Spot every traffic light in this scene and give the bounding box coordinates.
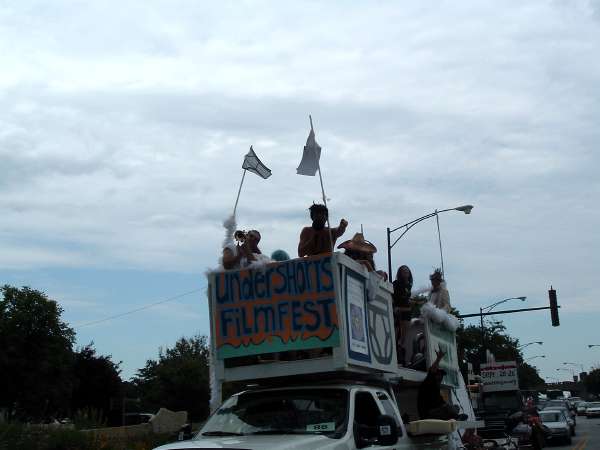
[549,286,559,326]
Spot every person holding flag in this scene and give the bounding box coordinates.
[298,203,348,257]
[296,116,348,256]
[219,146,272,270]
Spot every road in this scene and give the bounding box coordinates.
[549,415,600,450]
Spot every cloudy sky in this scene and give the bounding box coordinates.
[2,0,600,381]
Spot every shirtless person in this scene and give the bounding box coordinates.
[298,204,348,257]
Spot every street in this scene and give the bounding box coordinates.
[548,415,600,450]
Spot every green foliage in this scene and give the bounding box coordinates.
[584,367,600,395]
[71,344,122,424]
[0,285,75,421]
[0,424,174,450]
[72,407,107,430]
[132,335,210,422]
[456,321,544,389]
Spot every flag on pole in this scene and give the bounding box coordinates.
[296,127,321,176]
[242,146,272,179]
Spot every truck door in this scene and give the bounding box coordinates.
[352,390,400,449]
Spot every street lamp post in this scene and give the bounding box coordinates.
[517,341,543,351]
[480,296,527,362]
[525,355,546,363]
[386,204,474,280]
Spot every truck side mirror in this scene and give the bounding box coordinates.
[376,414,398,446]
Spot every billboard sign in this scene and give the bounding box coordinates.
[211,254,340,359]
[481,361,519,392]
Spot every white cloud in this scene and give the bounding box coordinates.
[1,1,600,315]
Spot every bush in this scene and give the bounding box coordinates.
[73,408,106,430]
[0,424,175,450]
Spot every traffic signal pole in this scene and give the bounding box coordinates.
[458,305,558,319]
[458,287,561,326]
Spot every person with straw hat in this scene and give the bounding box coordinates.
[337,232,387,281]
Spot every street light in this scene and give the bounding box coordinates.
[589,344,600,348]
[480,296,527,362]
[386,204,474,280]
[525,355,546,362]
[517,341,543,350]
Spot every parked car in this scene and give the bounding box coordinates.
[539,409,571,445]
[585,402,600,418]
[542,405,575,435]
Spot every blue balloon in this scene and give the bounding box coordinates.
[271,250,290,262]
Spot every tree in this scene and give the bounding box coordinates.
[585,367,600,396]
[456,320,544,389]
[0,285,75,420]
[132,335,210,421]
[71,343,123,424]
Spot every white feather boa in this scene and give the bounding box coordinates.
[420,301,460,331]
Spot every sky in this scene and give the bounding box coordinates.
[2,0,600,382]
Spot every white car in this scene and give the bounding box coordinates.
[576,402,588,416]
[542,405,575,435]
[585,402,600,418]
[539,410,571,445]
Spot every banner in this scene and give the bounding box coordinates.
[426,319,460,387]
[481,361,519,392]
[212,255,340,359]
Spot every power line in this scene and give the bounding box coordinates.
[74,287,205,329]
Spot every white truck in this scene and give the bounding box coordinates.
[153,253,476,450]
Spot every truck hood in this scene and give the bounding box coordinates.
[153,434,341,450]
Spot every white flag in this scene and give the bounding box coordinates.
[242,146,272,179]
[296,128,321,176]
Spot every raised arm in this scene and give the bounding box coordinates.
[429,346,446,373]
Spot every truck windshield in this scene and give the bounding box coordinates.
[201,388,349,439]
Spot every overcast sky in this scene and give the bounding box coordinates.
[2,0,600,381]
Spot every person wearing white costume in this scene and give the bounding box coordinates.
[428,269,451,312]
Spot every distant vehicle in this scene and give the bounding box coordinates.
[546,389,563,400]
[576,402,589,416]
[542,405,575,435]
[539,409,571,445]
[545,399,572,414]
[585,402,600,418]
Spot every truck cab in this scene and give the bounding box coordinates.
[154,380,456,450]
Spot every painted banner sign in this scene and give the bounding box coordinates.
[481,361,519,392]
[212,255,340,359]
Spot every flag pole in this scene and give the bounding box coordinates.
[310,115,335,253]
[233,168,247,216]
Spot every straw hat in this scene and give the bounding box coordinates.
[337,233,377,254]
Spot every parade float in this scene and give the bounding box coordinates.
[153,118,479,450]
